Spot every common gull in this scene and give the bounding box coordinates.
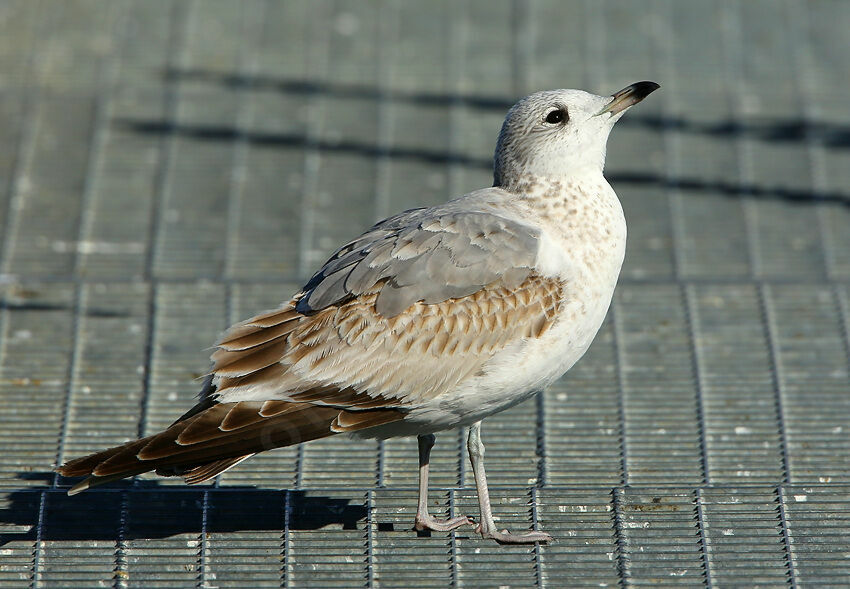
[58,81,660,544]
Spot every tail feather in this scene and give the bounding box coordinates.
[178,454,255,485]
[67,466,154,496]
[57,400,403,493]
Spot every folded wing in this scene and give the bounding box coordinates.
[58,192,565,492]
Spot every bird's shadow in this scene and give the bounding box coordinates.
[1,473,367,546]
[109,68,850,209]
[0,298,129,318]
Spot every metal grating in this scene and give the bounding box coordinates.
[0,0,849,586]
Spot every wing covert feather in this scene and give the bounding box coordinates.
[296,200,541,316]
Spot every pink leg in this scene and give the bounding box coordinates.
[414,434,473,532]
[467,421,552,544]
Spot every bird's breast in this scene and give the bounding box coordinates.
[406,204,626,431]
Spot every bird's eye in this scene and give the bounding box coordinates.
[545,108,567,124]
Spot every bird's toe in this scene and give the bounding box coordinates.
[477,526,553,544]
[414,514,474,533]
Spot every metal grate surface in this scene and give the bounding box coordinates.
[1,0,849,587]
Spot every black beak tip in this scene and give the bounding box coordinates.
[631,81,661,99]
[599,81,661,116]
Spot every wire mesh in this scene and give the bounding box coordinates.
[0,0,848,587]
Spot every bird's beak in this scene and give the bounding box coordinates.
[596,81,660,116]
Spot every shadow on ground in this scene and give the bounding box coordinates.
[115,117,850,208]
[1,481,367,545]
[110,69,850,209]
[167,67,850,150]
[0,299,129,317]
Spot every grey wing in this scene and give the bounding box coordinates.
[296,202,541,317]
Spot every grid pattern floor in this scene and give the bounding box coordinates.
[0,0,849,587]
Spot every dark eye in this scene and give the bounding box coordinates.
[545,108,567,124]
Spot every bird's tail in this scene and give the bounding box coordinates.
[56,399,402,495]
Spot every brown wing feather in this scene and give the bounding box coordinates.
[211,274,564,407]
[212,338,291,377]
[179,455,254,485]
[218,319,298,351]
[331,409,407,432]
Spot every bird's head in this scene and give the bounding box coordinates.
[493,81,659,188]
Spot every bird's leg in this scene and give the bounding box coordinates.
[467,421,553,544]
[414,433,473,532]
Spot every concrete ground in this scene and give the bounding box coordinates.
[0,0,848,586]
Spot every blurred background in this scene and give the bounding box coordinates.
[0,0,848,586]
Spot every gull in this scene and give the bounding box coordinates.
[58,81,659,544]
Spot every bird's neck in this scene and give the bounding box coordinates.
[493,142,608,191]
[496,164,605,193]
[500,168,609,205]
